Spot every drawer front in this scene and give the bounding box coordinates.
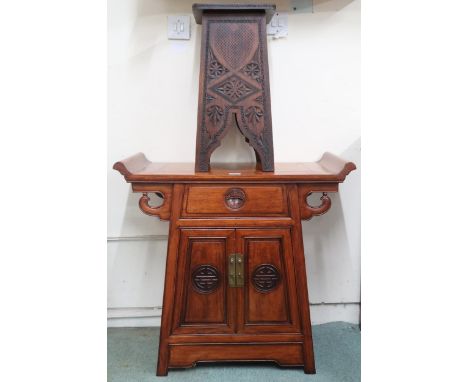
[183,185,288,217]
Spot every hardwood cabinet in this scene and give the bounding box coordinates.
[113,157,356,375]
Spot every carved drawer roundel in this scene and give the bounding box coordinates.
[252,264,281,293]
[224,188,246,210]
[192,265,220,293]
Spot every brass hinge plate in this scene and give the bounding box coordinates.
[228,253,244,287]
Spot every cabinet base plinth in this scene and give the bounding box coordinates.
[161,342,315,374]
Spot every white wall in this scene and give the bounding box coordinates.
[108,0,361,327]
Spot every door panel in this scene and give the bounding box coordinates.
[236,229,301,334]
[245,239,289,323]
[172,229,236,335]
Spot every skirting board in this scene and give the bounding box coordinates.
[107,303,360,327]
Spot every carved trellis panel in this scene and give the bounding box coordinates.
[195,12,274,171]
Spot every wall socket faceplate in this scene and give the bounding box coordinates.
[267,13,288,38]
[167,15,191,40]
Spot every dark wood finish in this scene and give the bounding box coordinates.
[193,5,275,171]
[113,153,355,376]
[192,4,277,25]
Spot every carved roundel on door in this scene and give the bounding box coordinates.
[252,264,281,293]
[192,265,220,294]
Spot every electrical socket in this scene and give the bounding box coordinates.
[167,15,191,40]
[267,13,288,38]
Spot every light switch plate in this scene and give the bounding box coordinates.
[267,13,288,38]
[167,15,191,40]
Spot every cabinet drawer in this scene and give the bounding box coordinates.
[182,185,288,217]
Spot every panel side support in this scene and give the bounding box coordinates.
[287,184,316,374]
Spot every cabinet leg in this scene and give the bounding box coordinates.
[156,340,169,376]
[155,184,185,377]
[302,334,316,374]
[289,185,317,375]
[156,365,168,377]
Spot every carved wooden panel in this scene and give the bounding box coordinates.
[182,240,225,325]
[236,229,301,334]
[252,264,281,292]
[132,185,173,221]
[195,12,274,172]
[297,185,332,220]
[192,265,220,293]
[172,229,236,335]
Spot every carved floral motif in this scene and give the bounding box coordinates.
[206,105,224,124]
[212,75,260,103]
[245,106,264,124]
[242,62,262,82]
[207,49,228,79]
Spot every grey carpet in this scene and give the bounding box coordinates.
[108,322,360,381]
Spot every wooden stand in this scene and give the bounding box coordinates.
[193,4,276,172]
[113,154,356,375]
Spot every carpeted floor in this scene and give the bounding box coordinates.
[108,321,360,381]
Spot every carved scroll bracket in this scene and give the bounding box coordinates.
[298,186,332,220]
[135,185,173,221]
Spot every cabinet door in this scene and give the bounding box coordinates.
[236,228,301,334]
[171,229,236,335]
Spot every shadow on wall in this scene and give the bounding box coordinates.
[108,237,167,310]
[313,0,357,13]
[302,137,361,303]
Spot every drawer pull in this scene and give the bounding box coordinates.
[224,188,246,210]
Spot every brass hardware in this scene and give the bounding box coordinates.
[228,254,237,287]
[228,253,244,287]
[237,255,244,286]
